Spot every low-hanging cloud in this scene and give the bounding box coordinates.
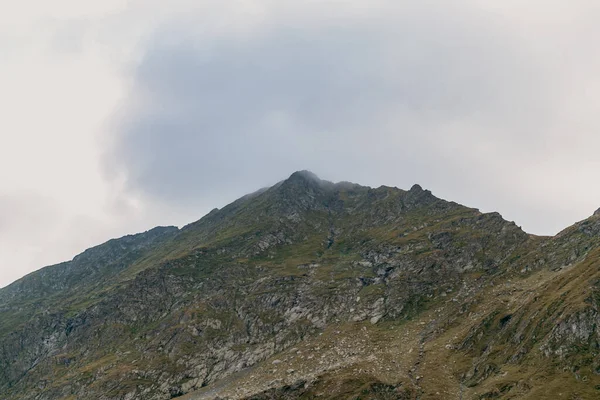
[106,0,600,235]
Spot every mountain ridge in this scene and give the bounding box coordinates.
[3,170,525,291]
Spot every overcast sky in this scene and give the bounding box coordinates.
[1,0,599,288]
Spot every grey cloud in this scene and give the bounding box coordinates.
[106,2,600,235]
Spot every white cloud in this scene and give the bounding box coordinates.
[0,1,140,287]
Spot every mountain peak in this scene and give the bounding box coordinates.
[280,170,334,193]
[287,170,322,183]
[594,207,600,216]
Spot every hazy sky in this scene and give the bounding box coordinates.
[1,0,599,288]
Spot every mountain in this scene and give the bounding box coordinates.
[1,171,599,399]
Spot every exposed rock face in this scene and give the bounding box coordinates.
[1,172,600,400]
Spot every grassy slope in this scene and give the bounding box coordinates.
[181,243,600,400]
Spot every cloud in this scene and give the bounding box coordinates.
[0,0,144,287]
[107,0,600,235]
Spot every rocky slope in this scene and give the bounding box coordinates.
[0,171,599,399]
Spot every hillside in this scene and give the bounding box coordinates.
[1,171,599,399]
